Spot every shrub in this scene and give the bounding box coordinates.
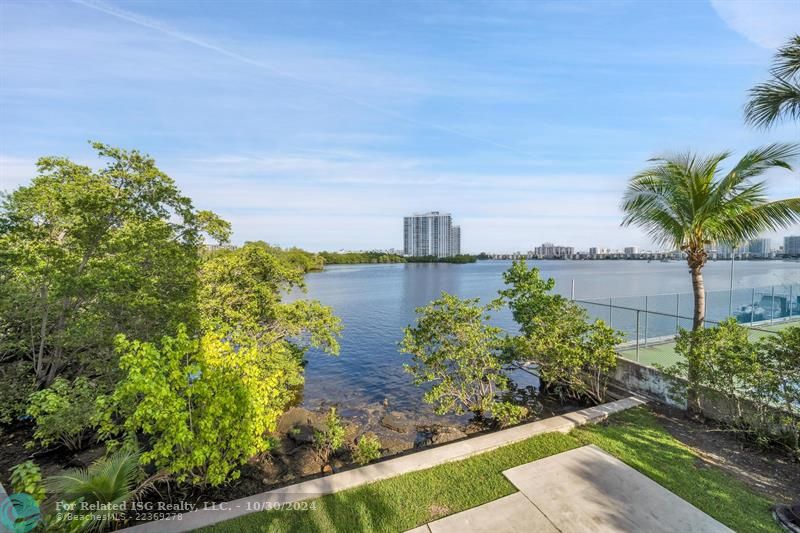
[105,326,304,486]
[9,460,46,504]
[26,377,102,450]
[0,361,36,425]
[668,319,759,417]
[491,402,528,427]
[665,321,800,457]
[353,434,382,465]
[400,292,509,417]
[47,449,143,532]
[755,326,800,456]
[313,408,346,467]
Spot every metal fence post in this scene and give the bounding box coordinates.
[750,288,755,324]
[790,285,794,319]
[571,279,575,301]
[635,309,640,363]
[644,295,648,346]
[704,290,708,326]
[675,293,680,334]
[609,297,613,328]
[770,285,775,324]
[728,253,734,317]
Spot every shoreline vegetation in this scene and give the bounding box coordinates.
[201,407,781,533]
[232,247,484,268]
[319,251,480,265]
[0,143,621,532]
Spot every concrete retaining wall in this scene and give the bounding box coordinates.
[609,357,686,409]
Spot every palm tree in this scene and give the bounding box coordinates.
[745,35,800,128]
[46,449,145,532]
[621,144,800,413]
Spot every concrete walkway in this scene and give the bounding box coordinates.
[122,398,644,532]
[409,445,731,533]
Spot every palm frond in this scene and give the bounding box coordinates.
[771,35,800,81]
[621,148,799,254]
[725,198,800,241]
[46,449,142,532]
[745,75,800,128]
[724,143,797,182]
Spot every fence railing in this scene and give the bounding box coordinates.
[573,282,800,365]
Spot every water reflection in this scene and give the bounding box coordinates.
[291,260,800,419]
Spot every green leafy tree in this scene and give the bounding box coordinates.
[621,145,800,412]
[0,142,228,387]
[401,292,509,417]
[26,377,103,451]
[102,241,340,486]
[0,360,36,424]
[198,242,341,352]
[745,35,800,128]
[46,449,143,532]
[106,326,309,486]
[498,261,620,404]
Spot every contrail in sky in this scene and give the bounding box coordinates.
[71,0,542,159]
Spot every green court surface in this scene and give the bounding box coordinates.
[618,319,800,368]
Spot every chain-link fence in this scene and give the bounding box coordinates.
[573,282,800,367]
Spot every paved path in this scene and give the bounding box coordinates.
[409,445,731,533]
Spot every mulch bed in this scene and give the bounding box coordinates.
[651,404,800,505]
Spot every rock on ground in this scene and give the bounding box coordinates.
[380,411,413,433]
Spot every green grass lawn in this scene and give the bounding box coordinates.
[200,407,780,533]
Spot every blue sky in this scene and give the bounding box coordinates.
[1,0,799,252]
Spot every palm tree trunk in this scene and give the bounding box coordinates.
[691,266,705,330]
[687,263,705,416]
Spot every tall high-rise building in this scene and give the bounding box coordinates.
[784,235,800,257]
[450,225,461,256]
[403,211,460,257]
[748,238,771,258]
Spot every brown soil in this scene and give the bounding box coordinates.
[0,423,104,487]
[651,405,800,505]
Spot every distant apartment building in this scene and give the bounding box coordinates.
[403,211,461,257]
[589,246,613,256]
[624,246,638,257]
[450,225,461,256]
[785,235,800,258]
[748,238,771,258]
[717,243,746,259]
[534,242,574,259]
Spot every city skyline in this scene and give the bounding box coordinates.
[1,1,799,251]
[325,232,800,258]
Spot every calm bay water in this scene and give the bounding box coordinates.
[293,260,800,415]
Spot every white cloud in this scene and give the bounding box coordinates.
[0,156,36,192]
[710,0,800,48]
